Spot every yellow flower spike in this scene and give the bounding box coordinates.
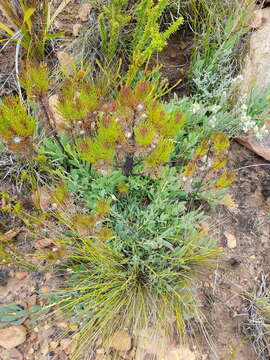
[212,156,228,171]
[211,132,230,153]
[183,161,196,177]
[195,140,210,159]
[215,171,236,189]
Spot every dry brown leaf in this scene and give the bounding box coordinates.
[48,94,66,134]
[250,9,263,29]
[56,51,74,73]
[0,229,21,242]
[31,187,51,211]
[224,231,237,249]
[34,238,54,249]
[73,23,82,37]
[78,3,91,22]
[200,221,210,234]
[15,272,28,280]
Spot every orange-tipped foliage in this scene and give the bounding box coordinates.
[0,96,36,157]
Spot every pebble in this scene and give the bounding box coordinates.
[15,272,28,280]
[0,325,27,350]
[73,23,83,36]
[224,231,237,249]
[0,348,23,360]
[78,3,91,21]
[110,330,132,352]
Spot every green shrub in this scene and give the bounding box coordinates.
[188,0,253,103]
[0,303,41,328]
[70,0,183,83]
[0,96,36,157]
[1,168,221,359]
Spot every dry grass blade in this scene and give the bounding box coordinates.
[243,273,270,360]
[49,0,72,28]
[0,0,21,29]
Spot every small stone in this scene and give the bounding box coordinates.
[137,328,168,355]
[0,271,9,286]
[78,3,91,22]
[0,326,27,350]
[61,338,78,355]
[15,272,28,280]
[110,330,132,352]
[73,23,82,36]
[50,341,59,349]
[56,51,74,73]
[57,321,69,329]
[96,355,111,360]
[0,348,23,360]
[160,346,197,360]
[224,231,237,249]
[27,295,37,307]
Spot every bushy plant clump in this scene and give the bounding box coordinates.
[0,59,238,359]
[189,0,253,104]
[0,96,36,156]
[1,167,222,358]
[0,1,266,359]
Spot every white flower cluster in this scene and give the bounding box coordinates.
[208,115,217,129]
[254,124,269,140]
[191,102,201,114]
[239,102,269,139]
[13,136,21,144]
[231,74,243,84]
[208,104,221,114]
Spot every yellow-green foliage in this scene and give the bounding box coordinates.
[0,0,65,61]
[0,96,36,155]
[97,0,183,82]
[134,121,156,146]
[183,132,236,197]
[98,0,130,62]
[21,62,50,97]
[77,136,116,164]
[97,113,123,145]
[146,102,185,137]
[57,79,185,177]
[144,137,174,168]
[57,82,100,124]
[1,70,184,177]
[127,0,183,82]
